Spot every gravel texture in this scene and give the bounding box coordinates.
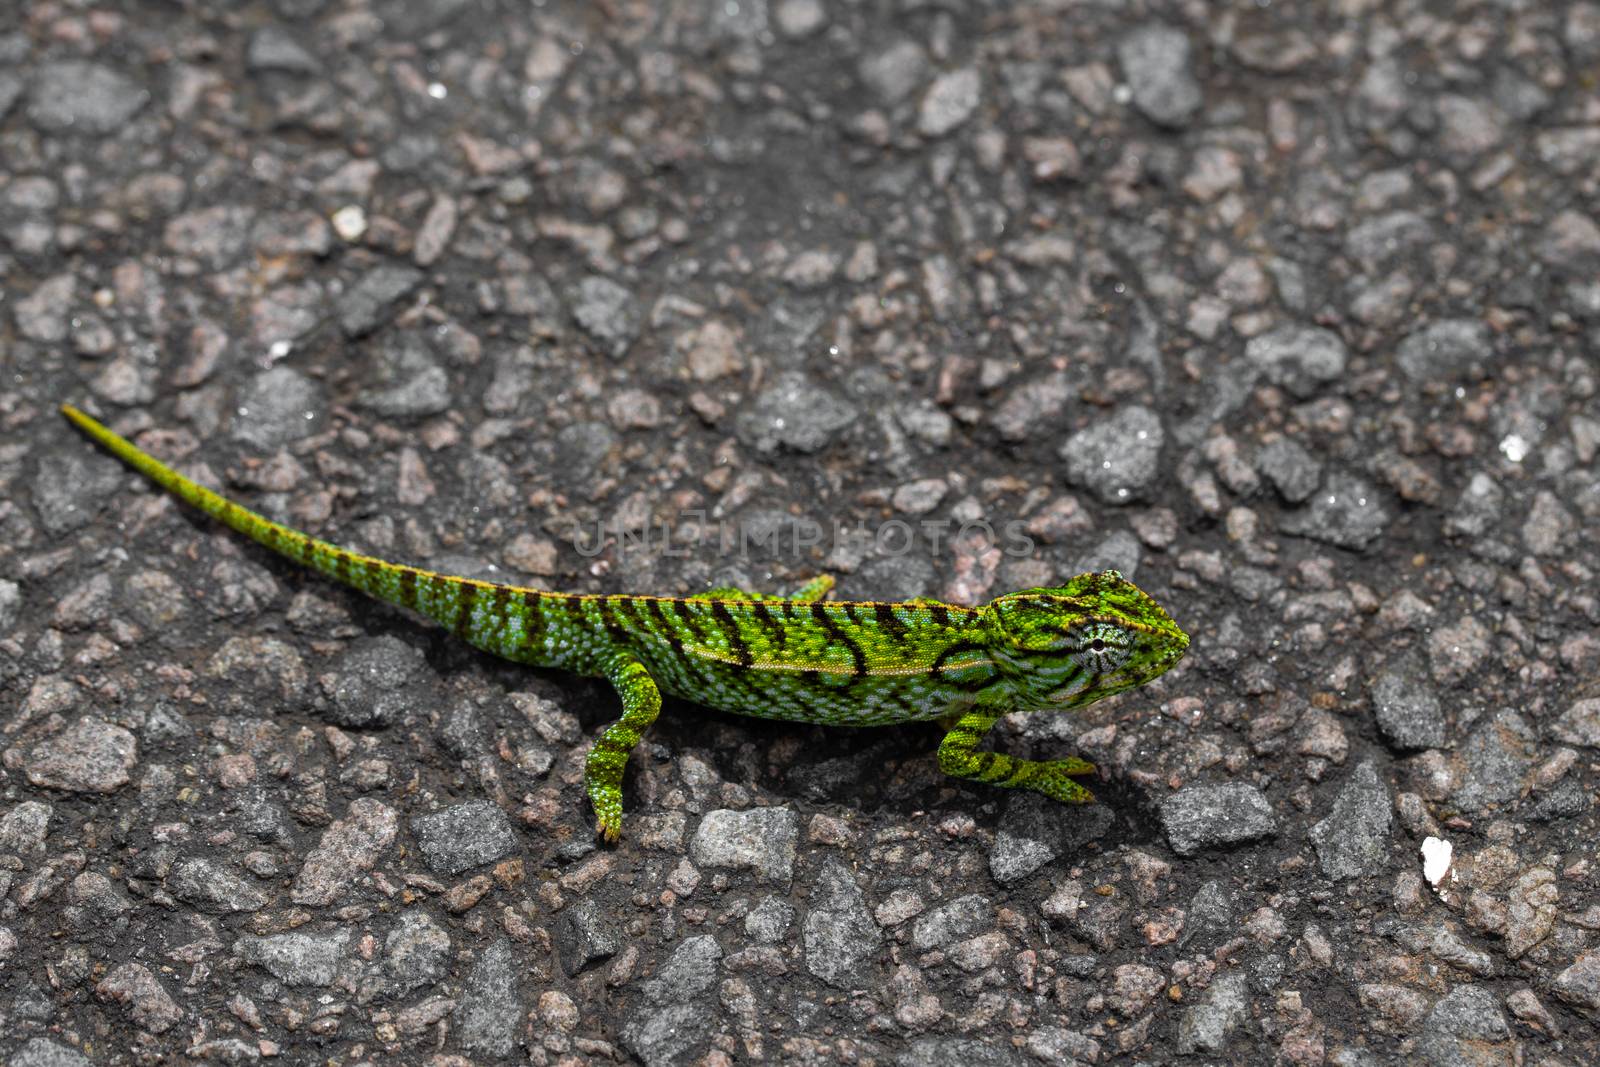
[3,2,1599,1065]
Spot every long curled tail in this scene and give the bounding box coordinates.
[59,403,527,643]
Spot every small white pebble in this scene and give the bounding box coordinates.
[1421,836,1454,899]
[331,205,368,241]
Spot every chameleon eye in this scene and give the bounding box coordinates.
[1091,639,1106,652]
[1070,624,1131,673]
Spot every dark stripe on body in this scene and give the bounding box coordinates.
[811,602,866,678]
[711,601,754,668]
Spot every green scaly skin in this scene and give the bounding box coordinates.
[62,404,1191,841]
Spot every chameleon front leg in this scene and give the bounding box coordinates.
[586,653,663,842]
[936,709,1098,804]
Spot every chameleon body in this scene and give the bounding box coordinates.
[61,404,1190,840]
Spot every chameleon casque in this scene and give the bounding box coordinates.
[62,404,1190,841]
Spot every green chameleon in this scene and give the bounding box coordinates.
[62,404,1189,841]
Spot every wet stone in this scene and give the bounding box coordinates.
[1417,985,1510,1066]
[911,894,994,951]
[989,791,1114,884]
[1552,951,1600,1019]
[236,929,351,987]
[735,371,858,454]
[292,797,398,905]
[207,636,309,713]
[1256,437,1323,503]
[1278,472,1390,550]
[10,1039,95,1067]
[337,264,423,338]
[95,962,181,1034]
[16,273,76,342]
[167,857,269,913]
[454,938,522,1058]
[689,807,797,886]
[32,446,123,536]
[247,27,320,73]
[859,40,928,104]
[1552,698,1600,748]
[0,801,52,855]
[1060,404,1165,504]
[642,934,722,1004]
[895,1038,1027,1067]
[623,1001,711,1067]
[557,898,621,976]
[1396,319,1493,382]
[411,800,517,875]
[918,68,981,138]
[745,896,795,943]
[1244,324,1349,398]
[385,909,451,994]
[1309,761,1393,880]
[569,275,641,359]
[359,338,451,418]
[1160,783,1277,856]
[1451,710,1540,814]
[1118,22,1202,128]
[326,635,429,728]
[232,366,327,448]
[28,61,148,134]
[1370,656,1447,750]
[26,718,137,794]
[803,860,882,987]
[164,205,255,270]
[1177,972,1249,1054]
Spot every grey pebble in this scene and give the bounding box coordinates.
[1370,656,1447,750]
[895,1037,1027,1067]
[1309,761,1393,880]
[0,801,52,855]
[9,1039,95,1067]
[859,41,928,104]
[28,61,147,134]
[15,273,75,342]
[803,860,882,986]
[206,636,309,713]
[236,929,351,987]
[326,635,429,728]
[453,938,522,1058]
[735,371,858,454]
[232,366,327,448]
[918,68,981,138]
[912,894,994,951]
[1417,985,1510,1066]
[0,578,23,634]
[744,896,795,943]
[689,807,797,886]
[410,799,517,875]
[1160,783,1277,855]
[359,338,451,418]
[1176,972,1249,1054]
[1244,324,1348,399]
[1396,319,1492,382]
[1278,472,1390,550]
[25,717,137,794]
[1060,405,1165,504]
[248,27,321,74]
[569,275,641,359]
[642,934,722,1004]
[622,1001,711,1067]
[557,898,621,976]
[989,791,1113,884]
[384,909,452,994]
[337,264,423,338]
[1256,437,1323,503]
[168,857,269,913]
[1117,23,1202,128]
[1451,709,1539,814]
[1552,698,1600,748]
[31,446,123,536]
[1553,951,1600,1018]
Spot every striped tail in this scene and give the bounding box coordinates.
[59,404,526,645]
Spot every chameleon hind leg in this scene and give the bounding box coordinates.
[697,574,835,602]
[936,710,1098,804]
[586,654,662,842]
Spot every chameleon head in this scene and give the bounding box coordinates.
[986,570,1189,711]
